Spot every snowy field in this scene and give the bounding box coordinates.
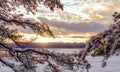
[0,48,120,72]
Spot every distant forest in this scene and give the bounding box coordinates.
[8,42,85,48]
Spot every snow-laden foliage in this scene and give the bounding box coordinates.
[0,0,120,72]
[0,0,89,72]
[81,12,120,68]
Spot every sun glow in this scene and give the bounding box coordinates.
[20,33,89,43]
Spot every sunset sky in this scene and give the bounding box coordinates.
[16,0,120,43]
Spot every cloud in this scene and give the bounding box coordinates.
[18,0,119,35]
[35,0,120,24]
[63,2,120,22]
[38,17,109,34]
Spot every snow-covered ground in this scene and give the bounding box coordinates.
[0,48,120,72]
[88,56,120,72]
